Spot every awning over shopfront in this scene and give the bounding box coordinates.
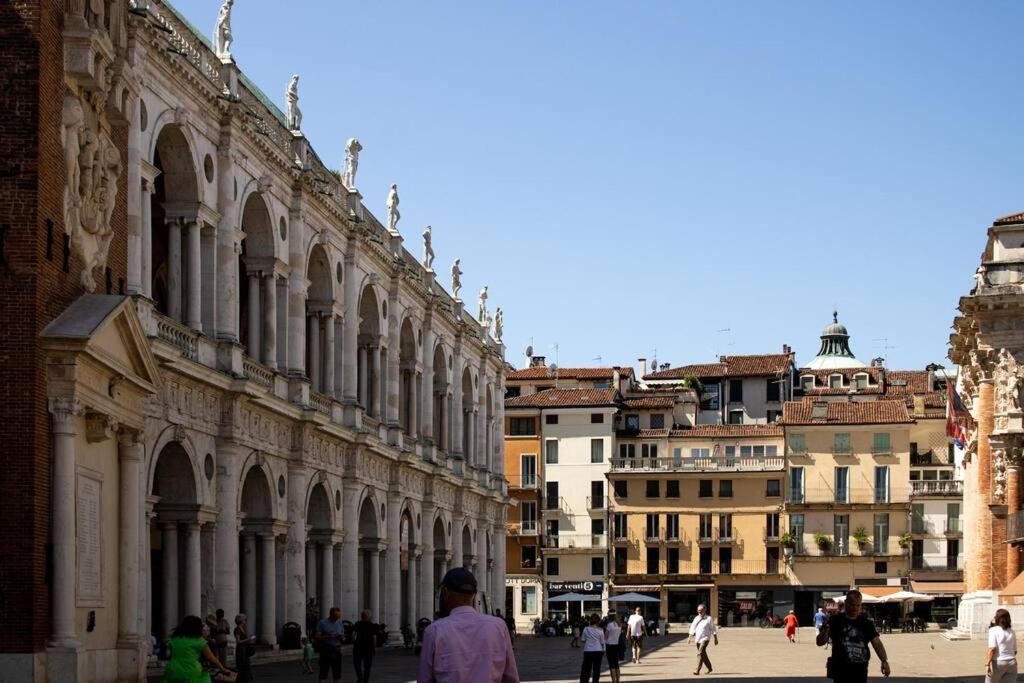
[910,581,964,598]
[858,586,903,600]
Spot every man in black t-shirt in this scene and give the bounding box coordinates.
[816,590,891,682]
[352,611,377,683]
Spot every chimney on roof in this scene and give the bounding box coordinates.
[913,395,925,417]
[812,402,828,419]
[660,363,670,371]
[530,355,546,368]
[871,356,885,368]
[638,357,647,378]
[782,344,789,354]
[613,367,621,388]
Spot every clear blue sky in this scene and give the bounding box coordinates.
[173,0,1023,372]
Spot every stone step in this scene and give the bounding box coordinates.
[942,627,972,641]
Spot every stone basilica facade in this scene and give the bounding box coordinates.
[1,2,508,680]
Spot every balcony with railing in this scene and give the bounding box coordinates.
[587,495,608,511]
[787,486,906,506]
[911,555,964,571]
[542,495,570,515]
[611,455,784,473]
[910,480,963,497]
[507,520,538,536]
[507,474,539,490]
[945,517,962,535]
[542,533,608,550]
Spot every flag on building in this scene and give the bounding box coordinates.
[946,383,975,449]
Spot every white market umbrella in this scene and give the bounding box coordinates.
[834,593,886,604]
[608,592,661,603]
[884,591,934,603]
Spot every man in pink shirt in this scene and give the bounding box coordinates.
[417,567,520,683]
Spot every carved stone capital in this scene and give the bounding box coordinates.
[85,412,118,443]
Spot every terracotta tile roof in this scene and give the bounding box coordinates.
[995,211,1024,226]
[617,428,670,439]
[621,396,675,409]
[506,366,632,381]
[801,387,883,396]
[780,398,912,425]
[504,389,617,409]
[669,424,783,439]
[645,354,792,380]
[884,370,931,396]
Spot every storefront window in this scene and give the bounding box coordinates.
[521,586,537,614]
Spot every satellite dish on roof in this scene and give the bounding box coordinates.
[526,345,533,357]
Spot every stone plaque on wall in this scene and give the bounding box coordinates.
[76,468,104,604]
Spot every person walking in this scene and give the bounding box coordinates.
[784,610,799,644]
[301,636,314,674]
[604,612,622,683]
[570,618,581,648]
[986,608,1017,683]
[233,614,255,683]
[687,603,718,676]
[816,590,891,682]
[417,567,520,683]
[815,608,827,638]
[625,608,646,664]
[211,610,231,667]
[163,615,233,683]
[315,607,345,683]
[353,610,378,683]
[579,614,606,683]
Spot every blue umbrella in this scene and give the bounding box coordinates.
[608,592,660,603]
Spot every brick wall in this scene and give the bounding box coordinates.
[0,1,129,654]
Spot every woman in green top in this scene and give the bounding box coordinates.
[163,615,232,682]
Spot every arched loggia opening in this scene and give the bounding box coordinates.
[461,369,475,463]
[357,287,383,418]
[431,517,449,616]
[398,319,419,438]
[239,192,280,368]
[306,483,337,619]
[357,496,383,619]
[150,125,201,328]
[149,441,201,638]
[461,525,474,569]
[306,246,337,397]
[399,507,418,625]
[239,466,279,644]
[485,385,495,473]
[432,346,449,452]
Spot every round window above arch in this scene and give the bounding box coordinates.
[204,454,214,481]
[382,301,388,319]
[278,475,286,498]
[279,216,287,241]
[233,178,238,200]
[381,503,386,522]
[336,263,343,284]
[139,99,148,131]
[417,513,421,529]
[203,154,214,183]
[335,490,341,510]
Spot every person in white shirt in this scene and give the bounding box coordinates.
[604,613,622,683]
[987,608,1018,683]
[625,608,646,664]
[579,614,606,683]
[687,603,718,676]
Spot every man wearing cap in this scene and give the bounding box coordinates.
[417,567,520,683]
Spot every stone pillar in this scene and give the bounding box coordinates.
[368,549,381,620]
[323,314,336,397]
[407,551,418,623]
[162,523,179,638]
[1009,465,1022,584]
[184,522,202,617]
[386,290,401,434]
[421,322,434,445]
[319,541,334,616]
[341,484,360,618]
[263,273,277,369]
[477,370,488,469]
[358,347,369,408]
[246,272,261,360]
[410,373,420,439]
[168,219,182,321]
[117,431,143,662]
[285,465,308,626]
[492,528,506,615]
[242,533,257,629]
[277,278,289,371]
[476,524,488,601]
[216,132,240,340]
[333,543,343,617]
[452,354,464,458]
[201,225,218,334]
[214,443,242,622]
[306,544,318,602]
[286,201,307,373]
[308,316,321,393]
[341,248,359,421]
[452,512,465,568]
[48,399,80,650]
[973,380,996,594]
[260,533,277,646]
[420,504,435,619]
[371,346,382,418]
[334,318,344,400]
[186,221,203,331]
[141,179,154,299]
[385,495,402,629]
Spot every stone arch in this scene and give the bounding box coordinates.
[461,366,475,462]
[305,243,336,394]
[432,343,451,452]
[146,426,202,500]
[238,190,277,362]
[399,317,418,435]
[237,453,280,521]
[150,123,201,319]
[357,285,384,416]
[399,501,418,625]
[485,383,495,473]
[307,482,333,531]
[240,465,273,521]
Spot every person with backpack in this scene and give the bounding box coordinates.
[816,590,891,682]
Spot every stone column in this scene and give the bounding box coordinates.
[184,522,202,617]
[286,201,307,374]
[334,318,344,400]
[386,291,401,433]
[242,533,257,629]
[141,179,154,298]
[306,544,318,602]
[117,431,143,655]
[407,550,418,623]
[308,316,321,393]
[1009,465,1022,584]
[410,373,420,439]
[371,347,382,417]
[277,278,289,371]
[216,132,240,340]
[492,527,506,615]
[385,495,402,629]
[341,484,360,618]
[320,541,334,616]
[341,248,359,421]
[246,272,261,360]
[477,369,488,469]
[162,523,179,638]
[368,548,381,620]
[214,442,242,621]
[452,512,465,568]
[323,314,336,397]
[185,221,203,331]
[358,347,369,408]
[201,225,218,334]
[333,543,343,617]
[421,322,435,444]
[452,354,463,458]
[48,400,80,649]
[168,219,183,321]
[263,273,278,369]
[260,533,277,645]
[420,504,435,619]
[476,524,488,601]
[285,465,308,626]
[972,380,996,594]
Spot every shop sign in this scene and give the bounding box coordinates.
[548,580,604,595]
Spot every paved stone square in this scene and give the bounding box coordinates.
[151,627,995,682]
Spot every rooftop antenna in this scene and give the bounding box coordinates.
[716,328,733,359]
[592,356,603,365]
[550,343,560,387]
[872,338,896,366]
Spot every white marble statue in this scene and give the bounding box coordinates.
[997,348,1021,413]
[285,74,301,131]
[62,95,85,229]
[342,137,362,190]
[494,307,503,342]
[386,183,400,233]
[213,0,233,57]
[423,225,435,270]
[973,264,988,293]
[478,286,488,322]
[451,258,463,300]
